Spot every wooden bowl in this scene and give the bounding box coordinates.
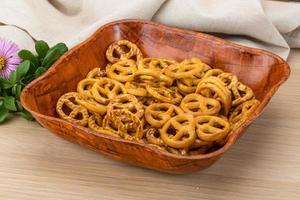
[20,19,290,174]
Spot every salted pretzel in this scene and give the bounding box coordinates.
[106,40,143,64]
[77,78,97,96]
[195,115,230,142]
[137,96,159,107]
[160,114,196,148]
[218,72,238,87]
[107,94,144,119]
[107,59,137,82]
[75,93,107,115]
[125,81,148,97]
[196,77,232,116]
[177,78,201,94]
[203,69,224,79]
[146,85,182,104]
[231,82,254,106]
[144,127,164,146]
[229,99,260,125]
[88,114,120,137]
[218,73,254,106]
[56,92,89,126]
[86,68,107,79]
[130,68,173,86]
[91,77,126,104]
[108,109,141,132]
[165,62,203,79]
[180,93,221,116]
[145,103,184,128]
[138,58,177,71]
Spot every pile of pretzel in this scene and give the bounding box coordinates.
[56,40,260,156]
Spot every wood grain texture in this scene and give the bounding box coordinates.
[20,19,290,173]
[0,49,300,199]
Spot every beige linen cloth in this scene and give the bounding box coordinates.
[0,0,300,60]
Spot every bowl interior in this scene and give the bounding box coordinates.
[23,20,289,122]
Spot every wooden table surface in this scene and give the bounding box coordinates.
[0,50,299,200]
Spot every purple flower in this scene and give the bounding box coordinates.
[0,38,21,79]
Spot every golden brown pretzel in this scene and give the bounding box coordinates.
[86,68,107,79]
[177,78,201,94]
[88,114,120,137]
[231,82,254,106]
[146,85,182,104]
[56,92,89,126]
[145,103,184,128]
[125,81,148,97]
[144,127,164,146]
[77,78,97,97]
[106,40,143,64]
[195,115,230,142]
[131,68,173,86]
[229,99,260,125]
[107,94,144,119]
[218,73,254,106]
[138,58,177,71]
[203,69,224,79]
[75,93,107,115]
[196,77,232,116]
[91,77,126,104]
[180,93,221,116]
[160,114,196,148]
[107,59,137,82]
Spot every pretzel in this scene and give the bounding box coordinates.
[138,58,177,71]
[86,68,107,79]
[77,78,97,97]
[88,114,120,137]
[125,81,148,97]
[218,73,254,106]
[108,109,141,132]
[91,78,126,104]
[145,127,164,146]
[203,69,224,79]
[137,96,159,107]
[56,92,89,126]
[107,94,144,119]
[180,93,221,116]
[229,99,260,125]
[160,114,196,148]
[164,62,203,79]
[75,93,107,115]
[145,103,184,128]
[107,59,137,82]
[106,40,143,64]
[231,82,254,106]
[146,85,182,104]
[177,78,201,94]
[195,115,230,142]
[196,77,231,116]
[130,68,173,86]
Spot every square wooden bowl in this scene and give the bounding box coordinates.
[20,19,290,174]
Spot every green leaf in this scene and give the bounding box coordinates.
[34,67,47,78]
[0,104,9,123]
[9,71,17,84]
[3,96,17,111]
[16,60,30,81]
[41,48,61,68]
[18,49,39,67]
[12,84,22,99]
[35,40,50,59]
[50,43,68,55]
[0,77,13,89]
[19,109,34,121]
